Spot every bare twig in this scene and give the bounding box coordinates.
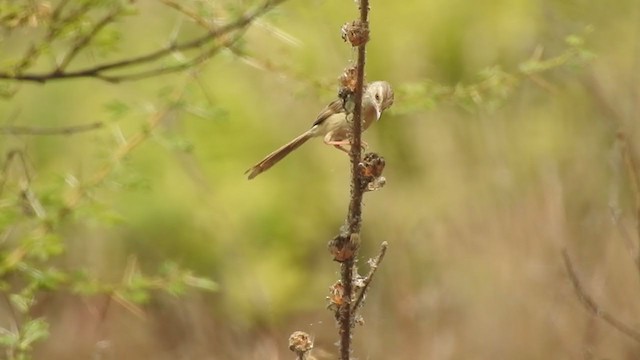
[0,150,32,198]
[0,149,45,218]
[13,1,93,73]
[0,122,104,136]
[562,249,640,343]
[608,206,637,262]
[94,30,245,83]
[352,241,388,313]
[583,74,640,276]
[618,134,640,272]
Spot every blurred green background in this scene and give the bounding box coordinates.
[1,0,640,358]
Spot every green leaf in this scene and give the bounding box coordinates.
[22,233,64,261]
[183,275,218,292]
[0,328,19,347]
[103,99,130,119]
[10,293,33,314]
[19,318,49,350]
[120,286,151,304]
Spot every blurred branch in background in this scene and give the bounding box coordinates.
[0,122,104,136]
[562,249,640,343]
[583,73,640,275]
[0,0,286,85]
[560,25,640,351]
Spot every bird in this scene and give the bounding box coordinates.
[245,81,394,180]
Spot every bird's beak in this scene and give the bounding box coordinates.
[375,103,382,121]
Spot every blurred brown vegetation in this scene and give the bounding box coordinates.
[1,0,640,359]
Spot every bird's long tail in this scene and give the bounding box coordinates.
[245,130,313,179]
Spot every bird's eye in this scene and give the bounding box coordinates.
[375,94,380,101]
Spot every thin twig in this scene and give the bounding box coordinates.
[94,30,245,83]
[351,241,387,313]
[159,0,214,31]
[0,122,104,136]
[608,206,637,262]
[14,1,93,73]
[161,0,305,84]
[562,249,640,343]
[56,8,122,72]
[0,150,32,198]
[50,0,72,23]
[618,134,640,273]
[583,74,640,276]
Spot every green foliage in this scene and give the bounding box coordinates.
[0,318,49,360]
[103,99,131,119]
[396,29,594,117]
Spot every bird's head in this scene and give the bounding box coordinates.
[367,81,394,120]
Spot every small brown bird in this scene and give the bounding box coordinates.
[245,81,394,179]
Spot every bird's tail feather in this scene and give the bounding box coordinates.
[245,131,313,179]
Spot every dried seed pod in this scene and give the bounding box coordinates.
[328,233,358,261]
[289,331,313,357]
[327,281,346,308]
[339,66,358,91]
[358,152,386,191]
[341,20,370,47]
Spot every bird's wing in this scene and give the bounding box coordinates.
[311,99,344,128]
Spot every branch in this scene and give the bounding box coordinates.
[337,1,370,359]
[13,1,93,73]
[159,0,214,31]
[0,0,284,83]
[618,134,640,273]
[562,249,640,343]
[584,74,640,276]
[56,8,122,72]
[0,149,32,198]
[93,30,245,83]
[0,122,104,136]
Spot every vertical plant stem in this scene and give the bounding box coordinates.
[339,260,354,360]
[347,0,369,231]
[340,1,370,359]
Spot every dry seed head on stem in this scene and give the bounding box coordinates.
[339,66,358,92]
[327,280,346,311]
[289,331,313,358]
[338,66,359,114]
[358,152,386,191]
[328,233,359,262]
[341,20,369,47]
